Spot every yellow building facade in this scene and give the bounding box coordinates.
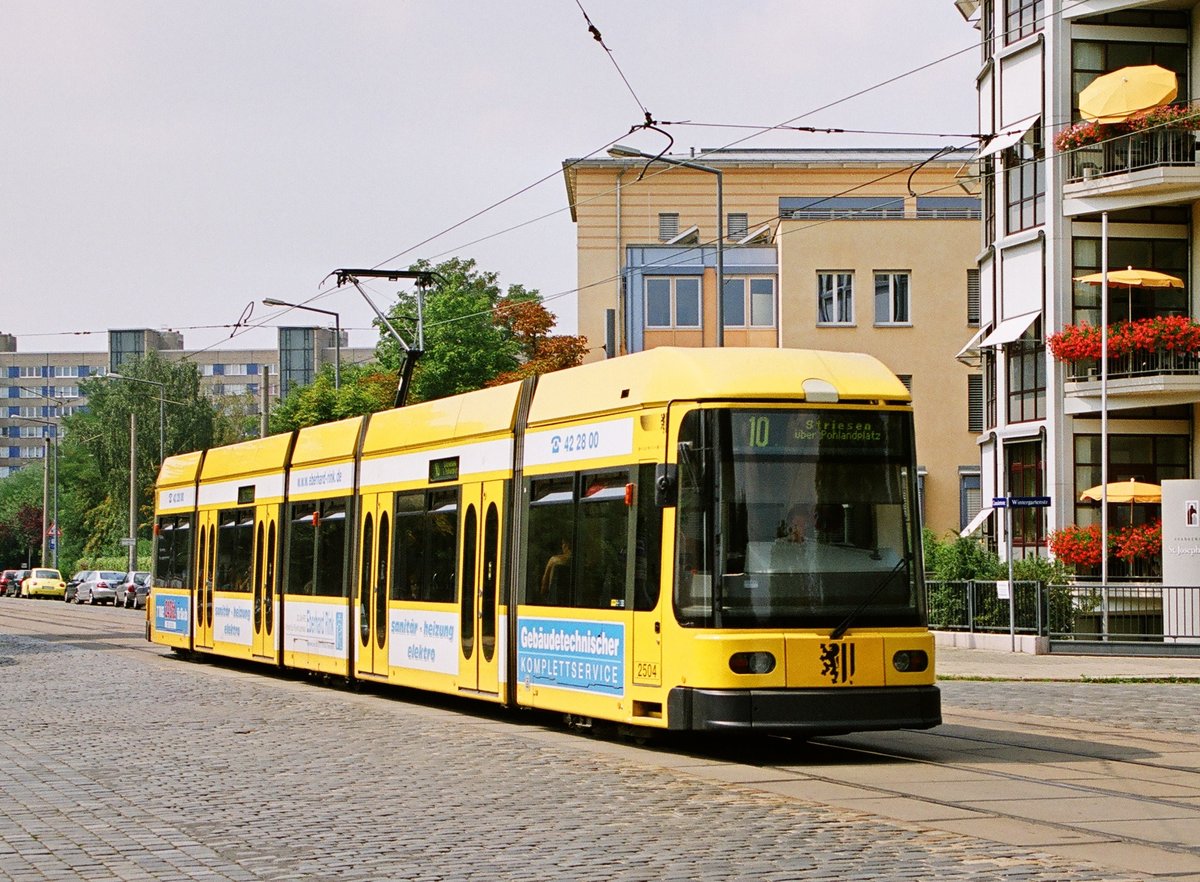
[564,148,983,536]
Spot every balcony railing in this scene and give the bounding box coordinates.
[1063,348,1200,382]
[1066,129,1197,183]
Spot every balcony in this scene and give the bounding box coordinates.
[1062,349,1200,413]
[1062,128,1200,215]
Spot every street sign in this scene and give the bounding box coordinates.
[992,497,1008,508]
[119,538,137,548]
[1010,496,1052,508]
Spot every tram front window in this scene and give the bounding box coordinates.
[674,408,924,629]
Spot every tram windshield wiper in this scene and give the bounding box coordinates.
[828,557,907,641]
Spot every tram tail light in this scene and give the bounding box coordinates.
[729,651,776,675]
[892,650,928,673]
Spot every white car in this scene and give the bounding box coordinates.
[74,570,127,605]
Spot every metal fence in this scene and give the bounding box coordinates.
[1067,128,1197,183]
[926,580,1200,650]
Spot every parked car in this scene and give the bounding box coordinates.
[116,571,151,609]
[74,570,127,605]
[63,570,88,603]
[23,568,66,599]
[0,569,27,597]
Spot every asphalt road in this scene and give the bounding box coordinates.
[2,596,1197,881]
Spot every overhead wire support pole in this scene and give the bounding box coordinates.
[331,268,439,408]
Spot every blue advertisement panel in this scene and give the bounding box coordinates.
[154,593,191,634]
[516,617,625,697]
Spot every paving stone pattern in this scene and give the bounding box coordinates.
[0,634,1139,882]
[940,680,1200,735]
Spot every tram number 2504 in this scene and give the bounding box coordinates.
[635,662,658,679]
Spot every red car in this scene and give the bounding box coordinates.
[1,569,30,597]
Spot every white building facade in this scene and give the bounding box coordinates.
[960,0,1197,574]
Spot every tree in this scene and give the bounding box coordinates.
[269,363,397,433]
[0,464,46,566]
[375,257,582,403]
[488,297,588,386]
[62,352,219,558]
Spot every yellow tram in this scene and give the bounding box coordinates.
[149,348,940,734]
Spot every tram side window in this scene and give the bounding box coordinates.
[154,514,194,589]
[526,476,575,606]
[634,464,662,612]
[216,507,255,592]
[285,497,350,597]
[315,499,349,597]
[577,472,629,609]
[427,490,459,603]
[391,492,426,600]
[676,410,714,622]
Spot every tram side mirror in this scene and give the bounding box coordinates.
[654,463,678,508]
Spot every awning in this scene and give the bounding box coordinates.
[960,507,994,538]
[955,326,988,365]
[974,116,1038,159]
[978,311,1039,348]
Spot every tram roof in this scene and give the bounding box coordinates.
[363,382,522,456]
[292,415,363,467]
[200,432,293,481]
[528,347,909,424]
[156,451,203,489]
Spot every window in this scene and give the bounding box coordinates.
[18,366,42,378]
[109,330,145,373]
[981,0,994,58]
[525,470,636,610]
[968,375,984,432]
[1004,0,1043,44]
[874,272,910,325]
[52,386,79,399]
[285,498,349,597]
[1071,235,1188,325]
[1074,433,1188,531]
[727,212,749,239]
[154,515,193,589]
[225,364,249,376]
[201,365,216,377]
[780,196,904,220]
[279,328,315,399]
[216,507,255,592]
[914,197,981,219]
[645,277,702,329]
[389,489,459,603]
[960,472,982,534]
[52,366,78,378]
[722,277,776,328]
[19,388,39,398]
[967,269,981,326]
[982,156,996,244]
[1006,318,1045,423]
[817,273,854,325]
[19,446,45,458]
[983,350,997,429]
[658,213,679,241]
[1005,123,1044,233]
[1072,41,1188,120]
[1005,441,1044,554]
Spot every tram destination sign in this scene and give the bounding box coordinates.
[992,496,1051,509]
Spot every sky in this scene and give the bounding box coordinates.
[1,1,980,357]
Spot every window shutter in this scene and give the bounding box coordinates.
[968,374,984,432]
[727,213,748,239]
[967,268,981,326]
[658,213,679,241]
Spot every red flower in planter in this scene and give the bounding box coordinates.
[1114,520,1162,562]
[1048,323,1102,361]
[1050,316,1200,362]
[1048,523,1107,567]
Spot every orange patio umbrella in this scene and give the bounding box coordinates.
[1072,267,1183,322]
[1079,479,1162,504]
[1078,65,1178,123]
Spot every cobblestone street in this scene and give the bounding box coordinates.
[0,624,1157,882]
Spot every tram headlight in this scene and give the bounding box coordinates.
[892,650,928,673]
[729,651,776,675]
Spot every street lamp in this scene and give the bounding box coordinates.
[105,372,165,465]
[607,145,726,347]
[262,298,341,389]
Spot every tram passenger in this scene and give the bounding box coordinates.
[778,505,815,544]
[540,538,572,604]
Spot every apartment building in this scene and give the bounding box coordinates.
[0,327,371,477]
[955,0,1198,567]
[564,148,983,535]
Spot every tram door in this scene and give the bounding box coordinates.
[251,505,279,661]
[356,492,392,679]
[194,511,217,651]
[459,481,502,694]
